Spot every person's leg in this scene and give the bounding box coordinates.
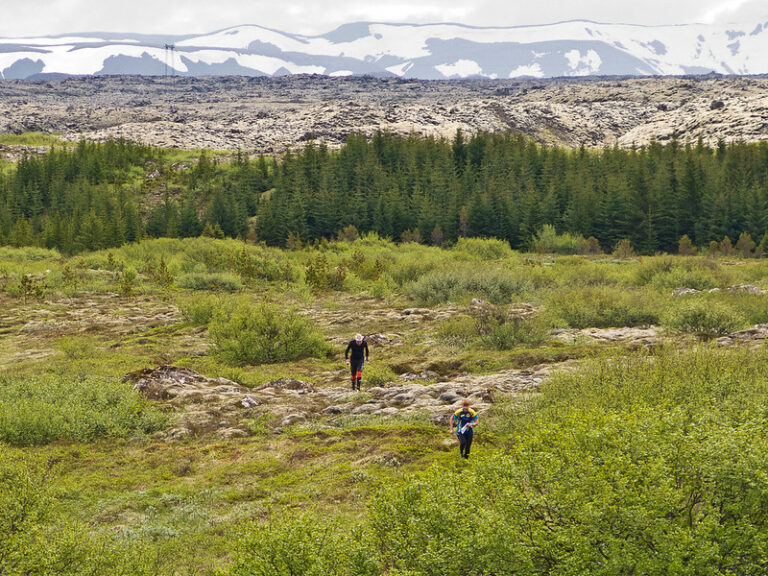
[350,360,357,390]
[463,430,473,459]
[458,433,466,457]
[356,359,364,390]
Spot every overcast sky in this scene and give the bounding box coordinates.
[1,0,766,37]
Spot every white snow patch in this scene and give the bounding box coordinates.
[565,49,580,69]
[2,19,768,78]
[564,49,602,74]
[182,50,324,75]
[0,45,173,76]
[329,69,354,76]
[385,61,412,76]
[509,63,545,78]
[435,59,483,77]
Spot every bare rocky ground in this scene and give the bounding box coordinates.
[124,363,557,441]
[1,74,767,155]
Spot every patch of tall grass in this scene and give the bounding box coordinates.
[663,299,744,337]
[633,257,732,291]
[436,314,549,349]
[408,266,531,305]
[177,271,243,292]
[0,375,167,446]
[177,293,226,325]
[0,131,61,146]
[546,285,660,328]
[452,237,514,261]
[532,346,768,417]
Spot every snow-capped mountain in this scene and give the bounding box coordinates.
[1,20,767,80]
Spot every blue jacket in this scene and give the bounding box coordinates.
[452,408,478,435]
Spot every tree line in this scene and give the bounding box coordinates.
[1,133,768,254]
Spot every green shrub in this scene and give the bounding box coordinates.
[713,292,768,325]
[532,224,595,255]
[551,260,611,287]
[177,293,225,325]
[452,237,513,260]
[227,350,768,576]
[436,316,481,346]
[651,267,721,292]
[177,271,243,292]
[304,254,347,291]
[56,336,97,360]
[365,364,397,387]
[225,512,378,576]
[0,375,167,446]
[408,267,530,305]
[535,347,768,415]
[0,245,60,262]
[209,302,330,365]
[480,316,549,350]
[371,406,768,576]
[1,451,178,575]
[663,299,743,337]
[367,349,768,576]
[546,286,659,328]
[388,259,438,286]
[613,238,634,257]
[369,274,397,298]
[437,312,549,350]
[634,257,729,291]
[117,265,138,295]
[0,453,95,575]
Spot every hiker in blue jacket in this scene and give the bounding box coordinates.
[451,399,478,459]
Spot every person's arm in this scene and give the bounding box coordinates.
[364,341,369,360]
[345,342,351,361]
[469,412,478,428]
[450,413,457,434]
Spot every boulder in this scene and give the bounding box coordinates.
[351,404,379,415]
[258,378,315,394]
[438,391,461,404]
[671,287,701,296]
[280,413,307,427]
[217,427,249,440]
[386,393,415,407]
[240,395,259,408]
[365,333,391,345]
[401,371,438,382]
[322,405,348,415]
[725,284,766,295]
[373,407,400,417]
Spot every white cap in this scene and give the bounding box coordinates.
[355,334,364,342]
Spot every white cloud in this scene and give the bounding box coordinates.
[699,0,768,23]
[336,3,473,23]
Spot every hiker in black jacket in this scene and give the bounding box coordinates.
[345,334,369,391]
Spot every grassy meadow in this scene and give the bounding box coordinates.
[2,233,768,574]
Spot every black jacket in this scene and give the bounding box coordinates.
[345,340,369,361]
